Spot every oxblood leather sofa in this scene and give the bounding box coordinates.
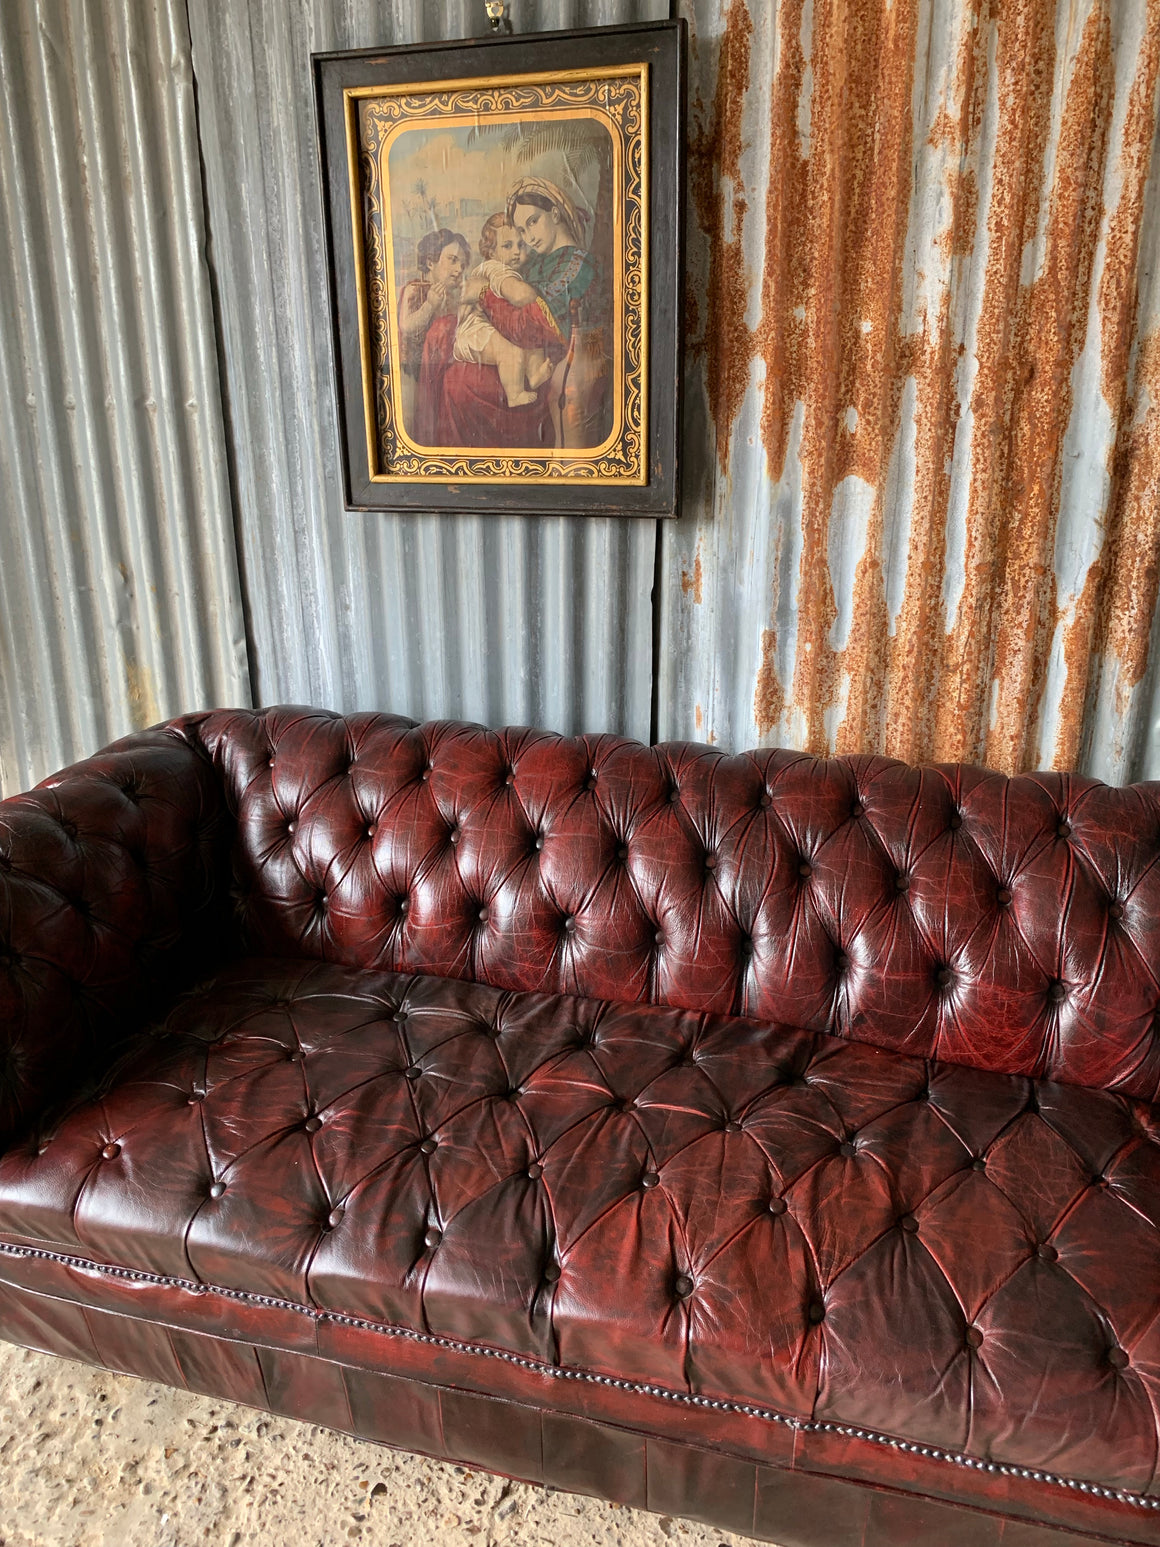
[0,707,1158,1547]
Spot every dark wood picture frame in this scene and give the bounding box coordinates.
[314,20,685,517]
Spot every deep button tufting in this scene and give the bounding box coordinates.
[616,845,629,862]
[1108,1347,1130,1370]
[768,1196,787,1215]
[948,811,963,830]
[972,1157,987,1172]
[397,897,409,914]
[899,1214,919,1234]
[100,1142,120,1160]
[739,936,754,958]
[562,915,576,934]
[303,1116,323,1133]
[997,887,1013,906]
[808,1301,826,1325]
[187,1091,205,1105]
[654,930,665,947]
[286,1050,302,1063]
[1037,1242,1058,1262]
[424,1227,443,1248]
[895,872,910,892]
[759,791,772,808]
[1048,980,1068,1004]
[503,770,515,786]
[674,1274,694,1298]
[477,907,489,924]
[543,1264,561,1283]
[966,1326,984,1349]
[798,861,812,879]
[585,772,597,791]
[314,891,327,910]
[526,1162,543,1180]
[59,819,78,839]
[935,966,954,988]
[703,853,716,871]
[365,825,375,839]
[724,1120,742,1134]
[838,1141,857,1159]
[835,953,850,974]
[327,1205,345,1229]
[287,821,296,835]
[1057,818,1072,838]
[533,834,545,852]
[419,1138,437,1155]
[267,757,275,769]
[669,786,680,804]
[420,766,431,781]
[208,1181,226,1199]
[505,1086,522,1101]
[448,827,459,846]
[851,801,865,818]
[641,1170,659,1189]
[1109,900,1125,920]
[404,1066,422,1081]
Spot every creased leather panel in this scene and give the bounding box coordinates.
[0,957,1156,1507]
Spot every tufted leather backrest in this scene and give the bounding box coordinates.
[193,706,1160,1102]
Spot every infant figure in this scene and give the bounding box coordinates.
[453,217,554,408]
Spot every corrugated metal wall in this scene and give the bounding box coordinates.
[186,0,666,740]
[4,0,1159,792]
[0,0,250,797]
[661,0,1160,782]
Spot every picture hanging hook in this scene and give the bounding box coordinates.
[484,1,513,34]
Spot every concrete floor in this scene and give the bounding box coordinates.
[0,1341,768,1547]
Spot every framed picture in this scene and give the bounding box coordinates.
[314,20,685,516]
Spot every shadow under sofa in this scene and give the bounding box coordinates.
[0,705,1157,1547]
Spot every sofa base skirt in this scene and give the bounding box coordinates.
[0,1261,1156,1547]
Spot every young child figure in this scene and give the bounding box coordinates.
[453,214,554,407]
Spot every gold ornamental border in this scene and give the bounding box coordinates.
[343,65,648,486]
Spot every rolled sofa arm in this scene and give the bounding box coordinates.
[0,716,233,1148]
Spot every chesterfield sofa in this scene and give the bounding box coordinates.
[0,706,1158,1547]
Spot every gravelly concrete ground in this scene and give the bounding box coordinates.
[0,1342,770,1547]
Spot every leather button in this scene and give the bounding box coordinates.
[585,775,597,792]
[616,845,629,861]
[835,954,850,973]
[404,1066,422,1081]
[759,791,772,808]
[1108,900,1125,920]
[739,937,754,958]
[851,802,865,818]
[448,828,459,845]
[543,1264,561,1283]
[398,897,409,914]
[798,861,812,879]
[1057,819,1072,838]
[996,888,1013,906]
[935,967,954,988]
[421,766,431,781]
[365,825,375,839]
[327,1205,345,1229]
[534,835,545,851]
[808,1301,825,1325]
[477,907,489,923]
[895,873,910,892]
[286,1050,302,1063]
[505,1087,522,1101]
[724,1120,742,1134]
[948,812,962,830]
[504,771,515,786]
[972,1158,987,1172]
[101,1142,121,1160]
[419,1138,437,1155]
[641,1171,659,1189]
[304,1116,322,1133]
[674,1275,694,1298]
[526,1162,543,1180]
[768,1197,787,1215]
[287,821,296,835]
[703,854,717,870]
[654,930,665,947]
[1037,1242,1058,1262]
[965,1326,984,1349]
[209,1181,226,1199]
[562,915,576,933]
[424,1227,442,1248]
[899,1214,919,1234]
[1108,1346,1129,1370]
[838,1141,856,1159]
[669,787,681,804]
[187,1091,205,1105]
[267,758,275,769]
[1048,980,1067,1003]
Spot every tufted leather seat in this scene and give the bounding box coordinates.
[1,707,1159,1546]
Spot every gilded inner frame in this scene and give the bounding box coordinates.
[343,65,648,485]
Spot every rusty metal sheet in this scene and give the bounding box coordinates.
[661,0,1160,782]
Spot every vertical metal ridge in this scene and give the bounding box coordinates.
[0,0,249,795]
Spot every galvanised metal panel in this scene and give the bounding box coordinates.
[660,0,1160,782]
[0,0,250,796]
[188,0,666,740]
